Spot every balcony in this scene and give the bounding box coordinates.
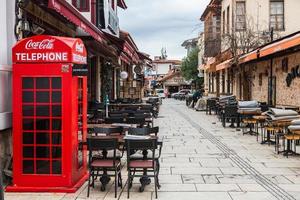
[108,7,119,35]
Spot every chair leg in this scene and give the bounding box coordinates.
[118,171,123,188]
[127,170,130,199]
[115,170,117,198]
[154,171,158,199]
[87,170,91,197]
[156,160,161,189]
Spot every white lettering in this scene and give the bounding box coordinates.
[15,52,69,62]
[25,39,55,50]
[75,42,84,53]
[73,54,87,63]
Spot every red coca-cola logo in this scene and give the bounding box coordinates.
[25,39,55,50]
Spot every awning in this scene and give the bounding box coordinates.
[216,59,233,71]
[259,33,300,57]
[239,32,300,64]
[203,57,217,72]
[48,0,105,43]
[239,51,258,64]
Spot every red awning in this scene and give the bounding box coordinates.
[259,33,300,57]
[48,0,105,43]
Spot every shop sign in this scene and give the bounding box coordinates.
[13,35,87,64]
[72,64,88,76]
[286,65,300,87]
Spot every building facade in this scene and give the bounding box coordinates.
[201,0,300,101]
[0,0,149,183]
[0,0,15,177]
[181,37,199,56]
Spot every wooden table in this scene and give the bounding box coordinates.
[109,103,152,110]
[253,115,268,141]
[87,123,138,129]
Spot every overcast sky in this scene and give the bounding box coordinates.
[119,0,210,60]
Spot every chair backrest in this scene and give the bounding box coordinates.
[126,117,145,126]
[105,117,124,124]
[260,104,269,112]
[149,126,159,136]
[207,99,217,107]
[128,128,150,136]
[87,137,118,151]
[126,139,157,168]
[224,105,238,117]
[109,113,128,118]
[93,127,123,136]
[134,113,152,118]
[87,137,119,167]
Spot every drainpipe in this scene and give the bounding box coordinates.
[269,28,274,106]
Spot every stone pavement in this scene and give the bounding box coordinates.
[5,99,300,200]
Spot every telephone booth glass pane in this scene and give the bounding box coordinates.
[77,78,84,168]
[21,77,62,175]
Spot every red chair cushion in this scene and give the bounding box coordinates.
[91,159,120,168]
[129,160,155,168]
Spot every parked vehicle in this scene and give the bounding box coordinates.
[155,89,166,99]
[171,89,191,100]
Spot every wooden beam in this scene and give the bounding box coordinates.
[24,1,76,36]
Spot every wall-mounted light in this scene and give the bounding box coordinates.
[120,71,128,79]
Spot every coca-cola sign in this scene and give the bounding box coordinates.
[25,39,55,50]
[13,35,87,64]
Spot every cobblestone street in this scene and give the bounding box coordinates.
[6,99,300,200]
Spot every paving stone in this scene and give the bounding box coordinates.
[171,167,222,175]
[157,192,232,200]
[202,175,220,184]
[182,175,205,184]
[216,175,257,184]
[238,184,267,192]
[195,184,241,192]
[220,167,246,175]
[229,192,277,200]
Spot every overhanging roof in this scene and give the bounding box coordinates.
[239,31,300,64]
[48,0,106,43]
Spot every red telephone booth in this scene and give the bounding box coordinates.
[6,35,89,192]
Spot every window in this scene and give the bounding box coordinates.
[270,0,284,31]
[226,6,230,34]
[72,0,90,12]
[236,1,246,31]
[21,77,62,175]
[96,0,105,28]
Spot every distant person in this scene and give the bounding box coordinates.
[192,89,202,108]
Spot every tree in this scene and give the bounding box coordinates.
[181,47,203,88]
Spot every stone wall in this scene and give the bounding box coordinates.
[0,129,12,182]
[251,51,300,106]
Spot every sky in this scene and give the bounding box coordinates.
[119,0,210,60]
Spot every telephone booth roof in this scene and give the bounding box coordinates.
[13,35,87,64]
